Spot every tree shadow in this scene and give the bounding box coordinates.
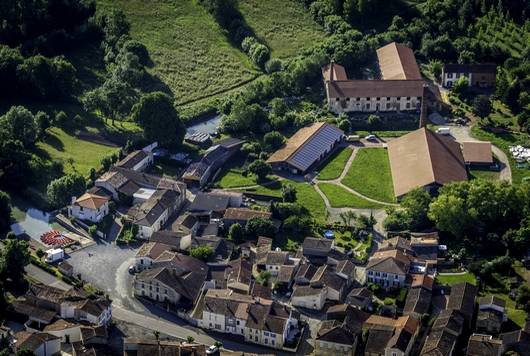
[42,132,65,152]
[139,72,174,97]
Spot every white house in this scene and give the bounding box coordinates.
[68,193,109,223]
[13,331,61,356]
[61,299,112,326]
[43,319,82,344]
[116,149,154,172]
[290,285,327,310]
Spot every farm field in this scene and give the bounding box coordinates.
[238,0,325,59]
[317,147,353,180]
[36,128,120,176]
[96,0,259,106]
[342,148,395,203]
[318,183,383,209]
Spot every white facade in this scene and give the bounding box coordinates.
[136,208,170,239]
[134,279,182,305]
[68,200,109,223]
[290,287,327,310]
[366,270,406,289]
[199,310,247,336]
[442,71,470,88]
[328,96,421,114]
[46,325,82,344]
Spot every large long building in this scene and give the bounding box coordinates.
[323,42,424,114]
[387,128,468,199]
[266,122,344,175]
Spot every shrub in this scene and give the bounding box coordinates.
[265,58,282,73]
[242,36,258,53]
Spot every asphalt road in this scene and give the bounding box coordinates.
[25,263,72,291]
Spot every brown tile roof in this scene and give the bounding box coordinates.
[462,141,493,164]
[326,79,424,99]
[387,128,468,197]
[376,42,422,80]
[117,150,149,169]
[14,331,60,351]
[74,193,109,210]
[223,208,271,221]
[447,282,478,323]
[466,334,504,356]
[322,62,348,81]
[136,242,172,259]
[43,319,79,332]
[411,274,434,290]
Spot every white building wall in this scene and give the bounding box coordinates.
[329,96,421,114]
[68,202,109,223]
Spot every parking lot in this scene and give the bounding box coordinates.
[66,240,146,313]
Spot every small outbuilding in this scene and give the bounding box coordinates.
[462,141,493,167]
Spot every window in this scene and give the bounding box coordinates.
[336,98,340,101]
[366,103,370,110]
[387,103,391,109]
[264,339,268,344]
[346,97,350,101]
[406,103,410,109]
[356,97,360,101]
[375,272,380,277]
[406,97,410,100]
[448,73,453,78]
[271,339,275,345]
[264,332,269,336]
[215,324,221,330]
[394,274,399,280]
[255,336,258,342]
[376,97,380,101]
[365,97,370,100]
[237,320,240,325]
[368,271,373,275]
[387,97,390,100]
[392,352,398,356]
[140,259,144,265]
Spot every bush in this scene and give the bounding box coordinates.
[88,225,97,237]
[242,36,258,53]
[265,58,282,73]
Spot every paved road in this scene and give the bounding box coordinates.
[25,264,72,291]
[449,125,512,182]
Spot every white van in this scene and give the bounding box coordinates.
[436,127,451,135]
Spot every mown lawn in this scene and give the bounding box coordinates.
[317,148,352,180]
[341,148,395,203]
[435,272,477,286]
[238,0,325,58]
[471,126,530,184]
[36,127,119,176]
[318,183,383,209]
[469,169,500,181]
[96,0,259,105]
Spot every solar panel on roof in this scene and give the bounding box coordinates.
[288,125,343,171]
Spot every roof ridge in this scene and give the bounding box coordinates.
[286,122,327,163]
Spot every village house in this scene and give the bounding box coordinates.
[291,284,327,310]
[116,149,154,172]
[194,289,299,350]
[68,193,109,223]
[12,331,61,356]
[134,252,208,307]
[315,306,370,356]
[266,122,344,175]
[476,295,507,334]
[441,63,497,88]
[466,334,504,356]
[123,337,206,356]
[134,241,173,271]
[420,309,465,356]
[345,287,373,311]
[446,282,478,329]
[188,192,235,222]
[302,237,333,264]
[387,127,468,199]
[403,274,434,318]
[223,208,272,228]
[323,42,424,114]
[462,141,494,167]
[500,325,530,355]
[365,249,413,289]
[265,250,290,276]
[182,137,244,188]
[127,189,181,239]
[364,315,421,356]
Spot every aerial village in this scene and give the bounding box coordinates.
[1,34,528,356]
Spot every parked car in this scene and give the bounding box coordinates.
[128,265,136,274]
[45,248,64,263]
[206,345,219,355]
[365,134,377,141]
[436,127,451,135]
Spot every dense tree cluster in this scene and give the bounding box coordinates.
[386,180,530,258]
[46,172,86,209]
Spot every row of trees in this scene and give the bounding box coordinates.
[198,0,271,69]
[384,180,530,258]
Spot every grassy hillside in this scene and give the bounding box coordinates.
[474,12,529,58]
[238,0,325,58]
[96,0,260,106]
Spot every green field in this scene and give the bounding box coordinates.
[435,272,477,286]
[474,13,529,58]
[469,169,500,181]
[238,0,325,59]
[318,183,383,209]
[471,126,530,184]
[317,148,352,180]
[293,182,327,221]
[96,0,259,106]
[342,148,395,203]
[36,128,119,176]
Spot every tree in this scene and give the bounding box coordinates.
[400,188,433,231]
[269,98,288,117]
[36,248,45,261]
[473,95,492,119]
[132,92,185,147]
[282,184,297,203]
[245,217,276,239]
[46,173,86,209]
[15,350,36,356]
[429,60,443,81]
[248,160,272,181]
[451,76,469,98]
[228,223,244,243]
[186,336,195,344]
[189,245,214,262]
[0,191,11,232]
[84,77,137,125]
[0,106,38,148]
[516,285,530,311]
[338,119,351,133]
[367,114,382,128]
[0,239,30,283]
[263,131,285,152]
